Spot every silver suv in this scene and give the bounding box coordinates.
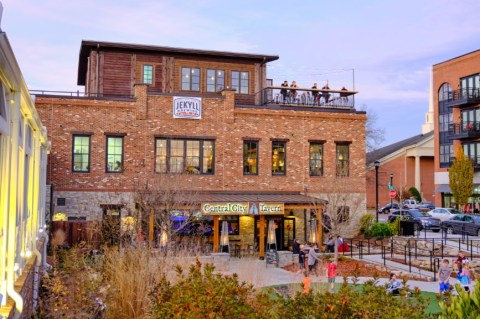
[402,199,419,209]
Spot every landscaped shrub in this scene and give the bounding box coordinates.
[359,213,376,234]
[409,187,422,203]
[438,282,480,319]
[150,260,279,319]
[368,222,394,238]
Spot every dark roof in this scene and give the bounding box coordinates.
[433,49,480,67]
[366,131,433,165]
[197,192,325,204]
[77,40,279,85]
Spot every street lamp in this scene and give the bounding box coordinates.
[390,173,394,208]
[374,161,380,222]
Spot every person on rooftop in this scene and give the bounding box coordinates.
[322,83,330,104]
[289,81,298,103]
[312,83,320,105]
[280,80,289,103]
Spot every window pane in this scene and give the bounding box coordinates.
[185,140,200,174]
[243,141,258,175]
[107,136,123,172]
[336,144,349,177]
[309,143,323,176]
[202,141,214,174]
[182,68,191,90]
[272,141,286,175]
[73,135,90,172]
[143,65,153,84]
[155,139,167,173]
[170,140,184,173]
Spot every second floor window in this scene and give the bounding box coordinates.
[207,69,225,92]
[143,65,153,84]
[181,67,200,91]
[155,138,214,174]
[72,135,90,172]
[232,71,249,94]
[272,141,286,175]
[309,143,324,176]
[440,144,453,166]
[336,144,349,177]
[106,136,124,172]
[463,142,480,167]
[243,140,258,175]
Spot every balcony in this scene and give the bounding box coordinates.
[445,88,480,108]
[254,86,357,110]
[448,122,480,140]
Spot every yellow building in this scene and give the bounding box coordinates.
[0,3,49,318]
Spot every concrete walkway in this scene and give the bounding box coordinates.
[225,257,474,294]
[224,258,442,293]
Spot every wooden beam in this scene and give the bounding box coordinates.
[213,215,219,252]
[148,208,154,247]
[259,215,265,258]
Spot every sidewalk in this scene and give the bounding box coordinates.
[224,258,443,293]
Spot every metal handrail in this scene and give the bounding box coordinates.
[30,90,135,99]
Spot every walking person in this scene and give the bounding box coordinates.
[308,243,320,276]
[297,244,306,273]
[326,259,337,293]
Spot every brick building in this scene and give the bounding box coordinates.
[34,40,367,256]
[433,50,480,209]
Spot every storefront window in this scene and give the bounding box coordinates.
[219,216,240,235]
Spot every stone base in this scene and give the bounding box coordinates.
[277,251,293,268]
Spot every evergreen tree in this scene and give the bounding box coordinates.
[449,145,474,210]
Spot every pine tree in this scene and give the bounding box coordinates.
[449,145,474,210]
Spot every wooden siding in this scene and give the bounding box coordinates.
[86,49,261,103]
[101,51,133,96]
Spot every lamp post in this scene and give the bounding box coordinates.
[390,173,394,208]
[374,161,380,222]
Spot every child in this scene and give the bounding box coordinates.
[438,259,452,295]
[297,245,306,273]
[326,260,337,293]
[459,262,472,292]
[386,273,402,295]
[301,271,312,293]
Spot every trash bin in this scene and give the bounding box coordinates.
[399,220,416,236]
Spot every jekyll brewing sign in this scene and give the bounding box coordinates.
[173,96,202,119]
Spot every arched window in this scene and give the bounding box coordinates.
[438,83,452,102]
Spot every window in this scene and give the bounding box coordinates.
[143,65,153,84]
[463,142,480,167]
[272,141,286,175]
[155,138,214,174]
[181,67,200,91]
[106,136,124,172]
[72,135,90,172]
[460,73,480,98]
[438,83,452,102]
[206,69,225,92]
[231,71,249,94]
[439,114,452,132]
[336,144,349,177]
[309,143,324,176]
[243,140,258,175]
[0,83,9,136]
[219,215,239,235]
[439,144,453,166]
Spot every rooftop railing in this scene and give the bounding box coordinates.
[255,86,357,108]
[29,90,135,100]
[445,87,480,108]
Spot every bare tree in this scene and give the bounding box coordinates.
[312,181,366,262]
[360,105,385,152]
[133,173,202,251]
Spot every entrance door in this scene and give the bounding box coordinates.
[254,216,295,251]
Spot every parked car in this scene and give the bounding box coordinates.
[427,208,462,222]
[418,202,435,211]
[441,214,480,236]
[388,209,441,232]
[402,199,420,209]
[379,202,399,214]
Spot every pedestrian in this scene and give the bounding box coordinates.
[308,243,320,276]
[301,271,312,293]
[454,252,469,279]
[298,244,306,273]
[438,259,452,296]
[293,238,300,254]
[326,259,337,293]
[326,236,334,253]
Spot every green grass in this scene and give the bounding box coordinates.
[264,282,441,316]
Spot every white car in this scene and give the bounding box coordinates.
[402,199,420,209]
[427,208,462,222]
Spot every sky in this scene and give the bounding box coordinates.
[1,0,480,147]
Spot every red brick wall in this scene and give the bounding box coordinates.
[433,50,480,207]
[36,89,366,196]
